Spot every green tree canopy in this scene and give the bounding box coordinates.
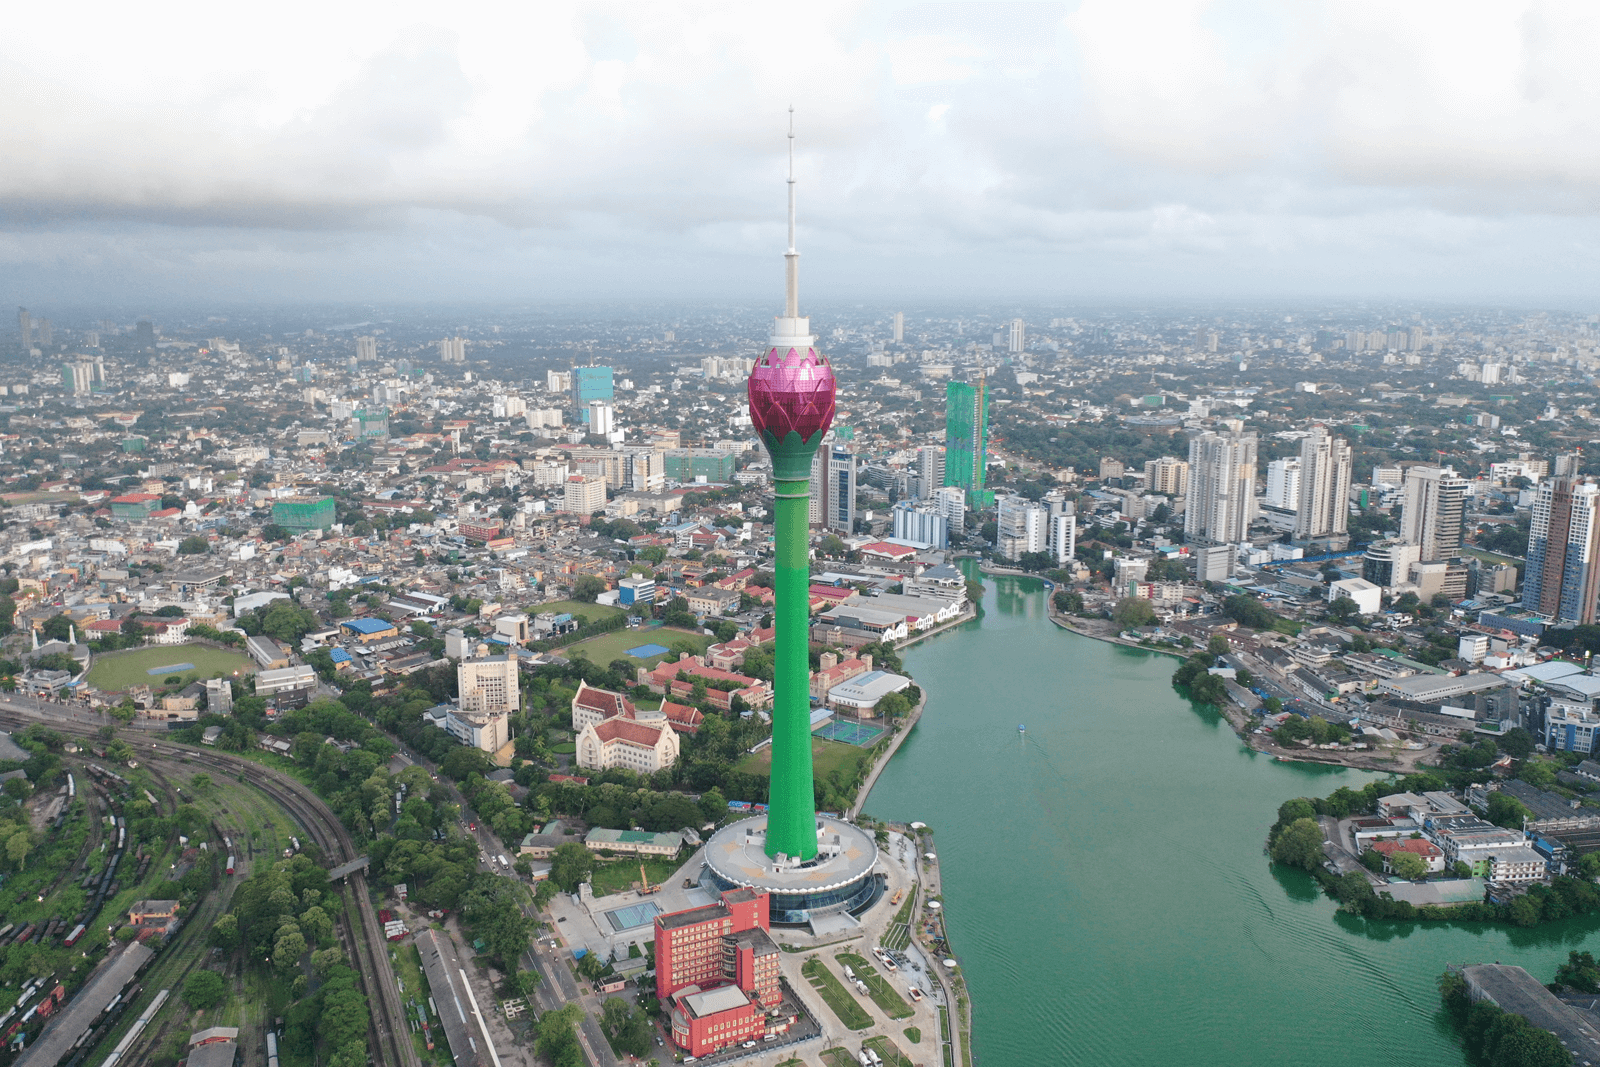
[1269,818,1325,871]
[184,970,227,1009]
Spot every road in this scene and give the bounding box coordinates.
[393,746,621,1067]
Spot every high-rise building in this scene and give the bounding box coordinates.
[892,311,904,343]
[627,448,665,493]
[35,319,50,347]
[438,336,466,363]
[588,400,616,435]
[915,445,945,499]
[1295,426,1352,543]
[135,321,156,349]
[1524,477,1600,624]
[891,501,948,548]
[819,443,856,533]
[1143,456,1189,496]
[1007,318,1025,354]
[573,366,614,423]
[562,474,606,514]
[935,485,966,536]
[1185,429,1257,545]
[1264,458,1302,511]
[996,493,1047,558]
[1043,490,1076,564]
[458,645,519,717]
[1556,452,1583,479]
[944,375,989,508]
[1400,466,1467,562]
[15,308,28,346]
[356,335,377,361]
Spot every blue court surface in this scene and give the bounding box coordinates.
[626,643,671,658]
[813,720,885,746]
[146,663,195,676]
[604,901,662,931]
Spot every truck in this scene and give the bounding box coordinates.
[498,854,509,869]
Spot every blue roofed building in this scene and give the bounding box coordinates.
[339,618,400,644]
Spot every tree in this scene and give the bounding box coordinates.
[311,947,345,978]
[550,842,595,893]
[1327,596,1360,624]
[1221,594,1277,631]
[1388,850,1429,881]
[1486,791,1533,830]
[517,969,543,996]
[1269,818,1325,871]
[818,534,847,558]
[272,926,307,973]
[1112,597,1157,628]
[177,535,210,554]
[874,691,912,719]
[1052,590,1083,614]
[6,831,30,869]
[573,575,608,603]
[184,970,227,1009]
[1498,727,1535,760]
[1453,860,1473,879]
[209,913,240,952]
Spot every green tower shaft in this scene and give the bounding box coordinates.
[766,470,818,860]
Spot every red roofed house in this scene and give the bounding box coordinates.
[808,585,858,611]
[572,679,703,737]
[810,651,874,703]
[576,716,680,773]
[859,541,918,563]
[1371,838,1445,874]
[636,655,773,711]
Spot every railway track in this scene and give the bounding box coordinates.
[156,746,419,1067]
[0,710,419,1067]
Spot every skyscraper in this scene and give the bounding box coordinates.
[1007,318,1025,354]
[1400,466,1467,562]
[892,311,904,343]
[996,493,1047,558]
[1295,426,1352,543]
[1264,458,1302,511]
[16,308,29,347]
[1184,428,1257,545]
[438,336,466,363]
[1044,490,1076,564]
[944,375,989,508]
[817,442,856,533]
[573,366,614,423]
[1524,477,1600,624]
[356,335,378,361]
[915,445,945,499]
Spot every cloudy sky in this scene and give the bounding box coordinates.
[6,0,1600,308]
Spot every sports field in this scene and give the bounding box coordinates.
[564,627,708,668]
[536,600,625,622]
[815,720,885,746]
[735,735,881,783]
[86,643,254,693]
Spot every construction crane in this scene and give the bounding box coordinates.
[639,863,661,895]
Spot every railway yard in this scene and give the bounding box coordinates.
[0,708,424,1067]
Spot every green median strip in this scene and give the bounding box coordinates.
[837,952,914,1019]
[802,957,874,1030]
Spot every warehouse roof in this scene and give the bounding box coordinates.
[14,943,153,1067]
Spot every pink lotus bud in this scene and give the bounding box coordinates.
[747,346,836,444]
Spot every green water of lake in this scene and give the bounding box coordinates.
[866,571,1600,1066]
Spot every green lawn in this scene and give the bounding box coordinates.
[563,626,708,670]
[588,854,685,897]
[866,1036,914,1067]
[86,642,254,692]
[838,952,913,1019]
[537,600,625,622]
[904,1027,922,1045]
[802,958,873,1030]
[736,736,881,784]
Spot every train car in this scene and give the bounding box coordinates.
[266,1030,280,1067]
[62,924,86,948]
[66,774,74,800]
[225,855,235,876]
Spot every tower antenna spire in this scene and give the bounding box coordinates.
[785,106,799,318]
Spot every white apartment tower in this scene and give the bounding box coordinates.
[439,336,467,363]
[355,335,377,361]
[1044,490,1076,565]
[997,494,1048,558]
[1264,458,1302,511]
[892,311,905,344]
[1007,318,1025,354]
[935,485,966,536]
[563,474,606,514]
[1185,429,1258,545]
[1295,426,1352,542]
[1400,466,1468,562]
[916,446,946,499]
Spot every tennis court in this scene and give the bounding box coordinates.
[603,901,663,931]
[813,720,885,746]
[625,643,671,658]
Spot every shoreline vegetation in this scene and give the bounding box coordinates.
[1440,966,1574,1067]
[1266,780,1600,927]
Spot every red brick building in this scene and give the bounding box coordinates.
[654,889,785,1057]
